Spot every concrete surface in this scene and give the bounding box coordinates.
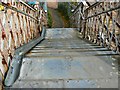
[11,28,118,88]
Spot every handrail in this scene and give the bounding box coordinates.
[20,0,37,11]
[70,2,120,54]
[71,2,101,14]
[85,2,101,11]
[85,5,120,20]
[0,1,47,87]
[4,27,46,87]
[0,2,38,21]
[69,2,83,18]
[72,2,83,13]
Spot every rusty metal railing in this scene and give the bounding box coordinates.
[0,1,47,86]
[70,2,84,28]
[71,1,120,54]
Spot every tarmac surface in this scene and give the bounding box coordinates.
[48,8,65,28]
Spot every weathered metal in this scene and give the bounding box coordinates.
[0,1,47,88]
[0,1,119,88]
[7,28,118,88]
[71,1,120,54]
[4,27,46,87]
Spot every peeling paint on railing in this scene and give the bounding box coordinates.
[0,1,47,87]
[71,1,120,54]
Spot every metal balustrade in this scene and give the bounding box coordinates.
[0,1,47,86]
[71,1,120,54]
[0,1,119,88]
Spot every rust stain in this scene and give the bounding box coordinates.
[0,19,6,39]
[0,50,7,66]
[2,31,6,40]
[2,58,7,66]
[0,1,47,86]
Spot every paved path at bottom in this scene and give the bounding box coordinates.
[48,8,64,28]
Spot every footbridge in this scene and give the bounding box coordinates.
[0,1,120,89]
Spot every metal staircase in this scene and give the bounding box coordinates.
[0,1,119,89]
[6,28,118,88]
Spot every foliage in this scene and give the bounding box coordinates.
[58,2,70,20]
[71,2,78,6]
[47,10,52,28]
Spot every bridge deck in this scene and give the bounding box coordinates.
[12,28,118,88]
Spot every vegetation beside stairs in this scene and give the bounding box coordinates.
[47,9,52,28]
